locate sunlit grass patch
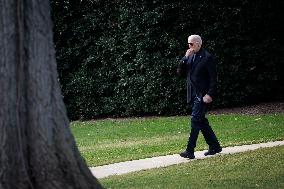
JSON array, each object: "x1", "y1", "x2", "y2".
[{"x1": 71, "y1": 113, "x2": 284, "y2": 166}]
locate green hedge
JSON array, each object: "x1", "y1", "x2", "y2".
[{"x1": 51, "y1": 0, "x2": 283, "y2": 120}]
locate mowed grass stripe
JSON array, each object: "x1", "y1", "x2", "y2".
[
  {"x1": 101, "y1": 145, "x2": 284, "y2": 189},
  {"x1": 71, "y1": 114, "x2": 284, "y2": 166}
]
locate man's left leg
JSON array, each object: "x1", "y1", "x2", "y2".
[
  {"x1": 197, "y1": 101, "x2": 222, "y2": 156},
  {"x1": 200, "y1": 117, "x2": 222, "y2": 155}
]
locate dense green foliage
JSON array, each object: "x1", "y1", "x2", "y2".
[{"x1": 51, "y1": 0, "x2": 283, "y2": 120}]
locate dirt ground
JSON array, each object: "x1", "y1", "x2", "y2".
[{"x1": 209, "y1": 102, "x2": 284, "y2": 115}]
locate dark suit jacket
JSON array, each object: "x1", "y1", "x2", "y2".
[{"x1": 177, "y1": 48, "x2": 217, "y2": 104}]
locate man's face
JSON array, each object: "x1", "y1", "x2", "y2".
[{"x1": 188, "y1": 37, "x2": 200, "y2": 53}]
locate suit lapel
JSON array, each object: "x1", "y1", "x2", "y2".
[{"x1": 191, "y1": 49, "x2": 205, "y2": 72}]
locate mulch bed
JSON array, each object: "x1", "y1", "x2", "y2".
[{"x1": 209, "y1": 102, "x2": 284, "y2": 115}]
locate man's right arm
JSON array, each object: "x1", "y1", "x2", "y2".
[
  {"x1": 177, "y1": 49, "x2": 194, "y2": 76},
  {"x1": 177, "y1": 56, "x2": 188, "y2": 76}
]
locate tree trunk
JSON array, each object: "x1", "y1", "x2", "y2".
[{"x1": 0, "y1": 0, "x2": 103, "y2": 188}]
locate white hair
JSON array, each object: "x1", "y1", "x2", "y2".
[{"x1": 188, "y1": 34, "x2": 202, "y2": 45}]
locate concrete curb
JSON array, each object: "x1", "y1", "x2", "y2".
[{"x1": 90, "y1": 140, "x2": 284, "y2": 179}]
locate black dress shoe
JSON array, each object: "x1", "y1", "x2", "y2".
[
  {"x1": 180, "y1": 150, "x2": 195, "y2": 159},
  {"x1": 204, "y1": 147, "x2": 222, "y2": 156}
]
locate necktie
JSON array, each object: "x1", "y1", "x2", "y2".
[
  {"x1": 191, "y1": 54, "x2": 197, "y2": 71},
  {"x1": 192, "y1": 54, "x2": 196, "y2": 63}
]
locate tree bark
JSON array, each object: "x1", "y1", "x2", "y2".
[{"x1": 0, "y1": 0, "x2": 103, "y2": 188}]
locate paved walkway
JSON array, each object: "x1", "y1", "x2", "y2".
[{"x1": 90, "y1": 140, "x2": 284, "y2": 179}]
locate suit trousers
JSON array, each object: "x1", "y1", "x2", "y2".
[{"x1": 186, "y1": 95, "x2": 221, "y2": 152}]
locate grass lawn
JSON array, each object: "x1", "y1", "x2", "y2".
[
  {"x1": 100, "y1": 145, "x2": 284, "y2": 189},
  {"x1": 71, "y1": 113, "x2": 284, "y2": 166}
]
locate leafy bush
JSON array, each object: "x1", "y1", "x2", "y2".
[{"x1": 51, "y1": 0, "x2": 283, "y2": 120}]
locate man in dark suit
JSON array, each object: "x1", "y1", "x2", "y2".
[{"x1": 177, "y1": 34, "x2": 222, "y2": 159}]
